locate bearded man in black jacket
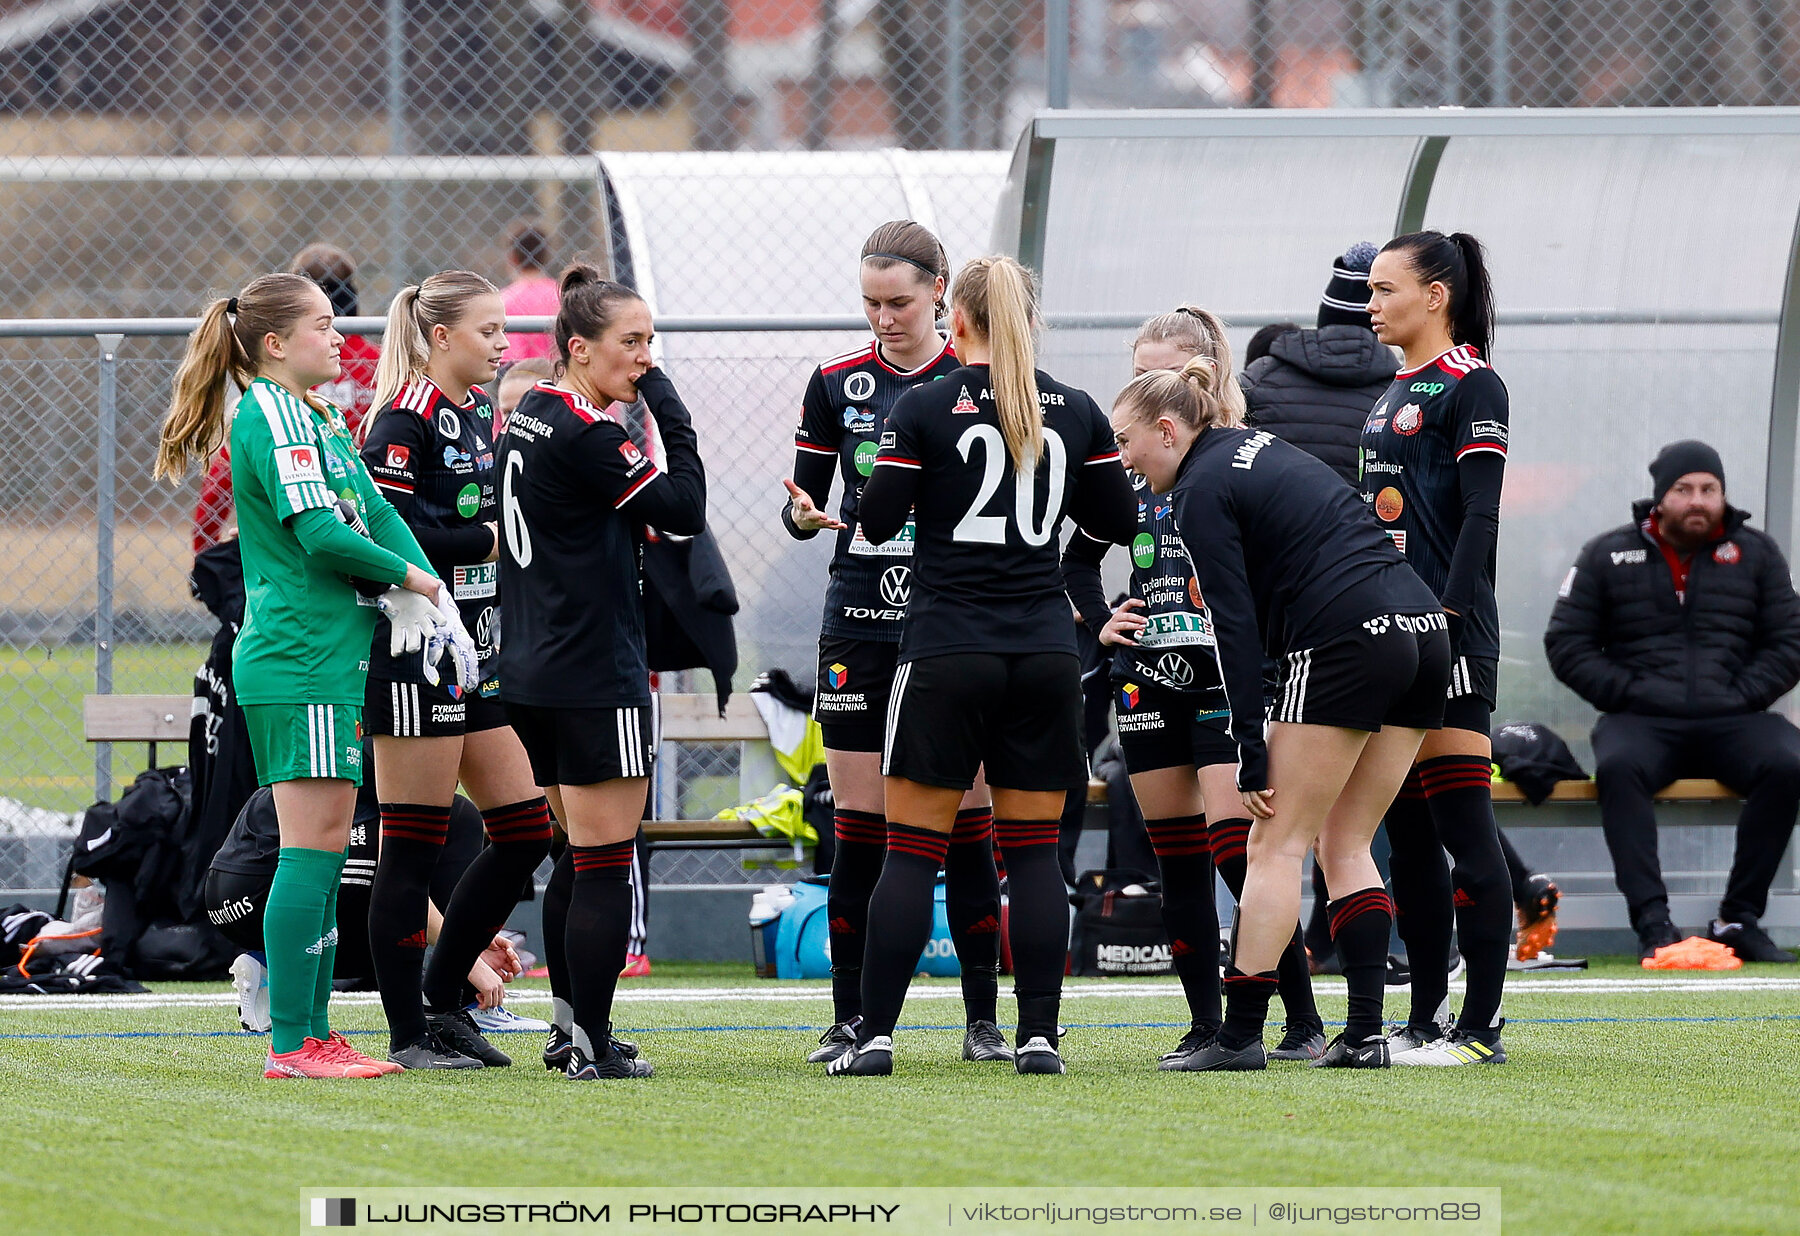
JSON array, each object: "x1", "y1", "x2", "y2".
[{"x1": 1546, "y1": 440, "x2": 1800, "y2": 962}]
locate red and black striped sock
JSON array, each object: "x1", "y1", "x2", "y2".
[
  {"x1": 423, "y1": 798, "x2": 555, "y2": 1013},
  {"x1": 858, "y1": 822, "x2": 951, "y2": 1040},
  {"x1": 566, "y1": 839, "x2": 636, "y2": 1051},
  {"x1": 1329, "y1": 886, "x2": 1395, "y2": 1042},
  {"x1": 1144, "y1": 814, "x2": 1220, "y2": 1031},
  {"x1": 369, "y1": 801, "x2": 451, "y2": 1051},
  {"x1": 1219, "y1": 966, "x2": 1279, "y2": 1049},
  {"x1": 946, "y1": 807, "x2": 1001, "y2": 1025},
  {"x1": 1386, "y1": 769, "x2": 1454, "y2": 1028},
  {"x1": 825, "y1": 809, "x2": 886, "y2": 1024},
  {"x1": 1419, "y1": 754, "x2": 1512, "y2": 1034},
  {"x1": 996, "y1": 818, "x2": 1066, "y2": 1045}
]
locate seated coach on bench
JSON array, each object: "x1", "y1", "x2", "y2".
[{"x1": 1545, "y1": 440, "x2": 1800, "y2": 963}]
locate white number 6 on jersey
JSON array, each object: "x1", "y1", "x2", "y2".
[{"x1": 502, "y1": 450, "x2": 532, "y2": 567}]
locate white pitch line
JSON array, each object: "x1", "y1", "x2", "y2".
[{"x1": 5, "y1": 976, "x2": 1800, "y2": 1014}]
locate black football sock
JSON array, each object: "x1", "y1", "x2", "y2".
[
  {"x1": 423, "y1": 798, "x2": 554, "y2": 1013},
  {"x1": 1420, "y1": 755, "x2": 1513, "y2": 1035},
  {"x1": 540, "y1": 842, "x2": 574, "y2": 1032},
  {"x1": 1144, "y1": 814, "x2": 1220, "y2": 1031},
  {"x1": 1209, "y1": 816, "x2": 1315, "y2": 1025},
  {"x1": 1303, "y1": 860, "x2": 1334, "y2": 962},
  {"x1": 825, "y1": 809, "x2": 886, "y2": 1025},
  {"x1": 858, "y1": 823, "x2": 950, "y2": 1041},
  {"x1": 1498, "y1": 828, "x2": 1534, "y2": 907},
  {"x1": 566, "y1": 839, "x2": 636, "y2": 1054},
  {"x1": 995, "y1": 819, "x2": 1067, "y2": 1046},
  {"x1": 368, "y1": 802, "x2": 450, "y2": 1052},
  {"x1": 1219, "y1": 967, "x2": 1279, "y2": 1050},
  {"x1": 1329, "y1": 886, "x2": 1395, "y2": 1043},
  {"x1": 1384, "y1": 774, "x2": 1454, "y2": 1028},
  {"x1": 946, "y1": 807, "x2": 1001, "y2": 1025}
]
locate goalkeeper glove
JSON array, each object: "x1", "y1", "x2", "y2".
[
  {"x1": 377, "y1": 587, "x2": 447, "y2": 657},
  {"x1": 423, "y1": 588, "x2": 481, "y2": 693}
]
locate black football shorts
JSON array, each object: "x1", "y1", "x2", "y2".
[{"x1": 882, "y1": 651, "x2": 1087, "y2": 792}]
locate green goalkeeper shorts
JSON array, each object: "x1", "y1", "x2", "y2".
[{"x1": 243, "y1": 703, "x2": 365, "y2": 786}]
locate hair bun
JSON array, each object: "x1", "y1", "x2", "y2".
[
  {"x1": 1180, "y1": 354, "x2": 1219, "y2": 392},
  {"x1": 558, "y1": 262, "x2": 605, "y2": 295}
]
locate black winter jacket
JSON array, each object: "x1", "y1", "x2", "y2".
[
  {"x1": 1239, "y1": 325, "x2": 1399, "y2": 487},
  {"x1": 1544, "y1": 501, "x2": 1800, "y2": 718}
]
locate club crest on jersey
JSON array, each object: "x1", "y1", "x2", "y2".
[
  {"x1": 1119, "y1": 683, "x2": 1140, "y2": 710},
  {"x1": 951, "y1": 386, "x2": 979, "y2": 414},
  {"x1": 437, "y1": 408, "x2": 462, "y2": 439},
  {"x1": 1392, "y1": 403, "x2": 1424, "y2": 435},
  {"x1": 385, "y1": 445, "x2": 410, "y2": 470},
  {"x1": 1715, "y1": 541, "x2": 1741, "y2": 564},
  {"x1": 842, "y1": 407, "x2": 876, "y2": 435},
  {"x1": 843, "y1": 371, "x2": 877, "y2": 402},
  {"x1": 825, "y1": 663, "x2": 849, "y2": 690}
]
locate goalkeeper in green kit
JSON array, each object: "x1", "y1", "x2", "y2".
[{"x1": 156, "y1": 273, "x2": 478, "y2": 1078}]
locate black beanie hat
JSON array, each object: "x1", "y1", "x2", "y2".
[
  {"x1": 1318, "y1": 240, "x2": 1379, "y2": 329},
  {"x1": 1650, "y1": 440, "x2": 1725, "y2": 506}
]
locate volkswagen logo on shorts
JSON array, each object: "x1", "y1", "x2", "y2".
[
  {"x1": 879, "y1": 565, "x2": 911, "y2": 608},
  {"x1": 475, "y1": 606, "x2": 496, "y2": 646},
  {"x1": 1156, "y1": 653, "x2": 1194, "y2": 688},
  {"x1": 844, "y1": 371, "x2": 877, "y2": 402}
]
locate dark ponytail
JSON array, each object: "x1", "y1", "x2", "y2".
[
  {"x1": 554, "y1": 261, "x2": 642, "y2": 366},
  {"x1": 1382, "y1": 230, "x2": 1495, "y2": 356}
]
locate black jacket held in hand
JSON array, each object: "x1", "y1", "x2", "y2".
[
  {"x1": 1544, "y1": 500, "x2": 1800, "y2": 718},
  {"x1": 1239, "y1": 325, "x2": 1398, "y2": 487}
]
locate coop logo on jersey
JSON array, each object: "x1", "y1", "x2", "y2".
[
  {"x1": 1131, "y1": 532, "x2": 1157, "y2": 569},
  {"x1": 437, "y1": 408, "x2": 462, "y2": 439},
  {"x1": 844, "y1": 371, "x2": 877, "y2": 402},
  {"x1": 1119, "y1": 682, "x2": 1140, "y2": 710},
  {"x1": 1409, "y1": 380, "x2": 1446, "y2": 396},
  {"x1": 384, "y1": 444, "x2": 410, "y2": 470},
  {"x1": 1375, "y1": 487, "x2": 1405, "y2": 522},
  {"x1": 1392, "y1": 403, "x2": 1424, "y2": 435},
  {"x1": 842, "y1": 407, "x2": 876, "y2": 435},
  {"x1": 854, "y1": 440, "x2": 879, "y2": 476},
  {"x1": 1714, "y1": 541, "x2": 1741, "y2": 564},
  {"x1": 1156, "y1": 653, "x2": 1195, "y2": 688},
  {"x1": 825, "y1": 663, "x2": 850, "y2": 690},
  {"x1": 274, "y1": 445, "x2": 324, "y2": 485},
  {"x1": 951, "y1": 386, "x2": 979, "y2": 414},
  {"x1": 879, "y1": 565, "x2": 911, "y2": 607}
]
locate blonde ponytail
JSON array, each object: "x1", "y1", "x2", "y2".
[
  {"x1": 157, "y1": 272, "x2": 319, "y2": 481},
  {"x1": 953, "y1": 255, "x2": 1042, "y2": 471},
  {"x1": 368, "y1": 284, "x2": 427, "y2": 431},
  {"x1": 156, "y1": 299, "x2": 243, "y2": 481}
]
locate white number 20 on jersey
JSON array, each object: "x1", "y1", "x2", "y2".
[{"x1": 951, "y1": 424, "x2": 1067, "y2": 547}]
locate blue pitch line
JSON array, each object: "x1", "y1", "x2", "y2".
[{"x1": 7, "y1": 1014, "x2": 1800, "y2": 1043}]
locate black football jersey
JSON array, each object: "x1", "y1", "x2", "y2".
[
  {"x1": 495, "y1": 383, "x2": 664, "y2": 709},
  {"x1": 361, "y1": 377, "x2": 500, "y2": 690},
  {"x1": 1359, "y1": 344, "x2": 1508, "y2": 660},
  {"x1": 793, "y1": 338, "x2": 960, "y2": 640},
  {"x1": 1069, "y1": 473, "x2": 1227, "y2": 706},
  {"x1": 868, "y1": 364, "x2": 1126, "y2": 662}
]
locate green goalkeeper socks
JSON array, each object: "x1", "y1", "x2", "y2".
[
  {"x1": 311, "y1": 864, "x2": 343, "y2": 1041},
  {"x1": 263, "y1": 846, "x2": 346, "y2": 1054}
]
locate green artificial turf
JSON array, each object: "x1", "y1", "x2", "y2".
[{"x1": 2, "y1": 959, "x2": 1796, "y2": 1234}]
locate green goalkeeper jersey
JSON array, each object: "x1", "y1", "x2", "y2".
[{"x1": 230, "y1": 377, "x2": 422, "y2": 706}]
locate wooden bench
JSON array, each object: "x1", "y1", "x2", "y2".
[
  {"x1": 82, "y1": 691, "x2": 797, "y2": 853},
  {"x1": 1489, "y1": 777, "x2": 1734, "y2": 805}
]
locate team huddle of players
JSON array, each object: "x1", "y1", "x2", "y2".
[{"x1": 157, "y1": 215, "x2": 1507, "y2": 1080}]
